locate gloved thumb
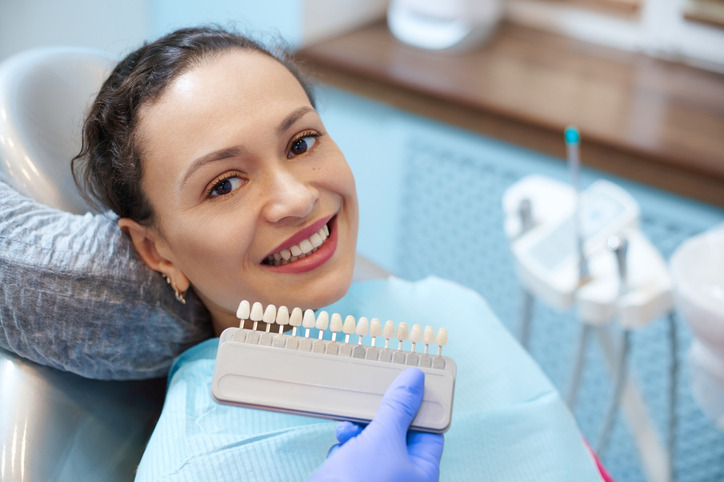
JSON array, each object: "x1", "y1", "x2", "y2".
[{"x1": 368, "y1": 367, "x2": 425, "y2": 437}]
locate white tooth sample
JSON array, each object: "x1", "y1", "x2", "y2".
[
  {"x1": 289, "y1": 307, "x2": 303, "y2": 336},
  {"x1": 273, "y1": 252, "x2": 281, "y2": 262},
  {"x1": 435, "y1": 327, "x2": 448, "y2": 355},
  {"x1": 383, "y1": 320, "x2": 395, "y2": 348},
  {"x1": 236, "y1": 300, "x2": 250, "y2": 320},
  {"x1": 396, "y1": 322, "x2": 409, "y2": 350},
  {"x1": 310, "y1": 233, "x2": 323, "y2": 248},
  {"x1": 303, "y1": 309, "x2": 316, "y2": 338},
  {"x1": 318, "y1": 227, "x2": 327, "y2": 240},
  {"x1": 281, "y1": 249, "x2": 291, "y2": 260},
  {"x1": 356, "y1": 316, "x2": 369, "y2": 344},
  {"x1": 290, "y1": 245, "x2": 302, "y2": 256},
  {"x1": 369, "y1": 318, "x2": 382, "y2": 346},
  {"x1": 330, "y1": 313, "x2": 343, "y2": 341},
  {"x1": 323, "y1": 224, "x2": 329, "y2": 236},
  {"x1": 250, "y1": 302, "x2": 264, "y2": 321},
  {"x1": 263, "y1": 304, "x2": 276, "y2": 332},
  {"x1": 343, "y1": 315, "x2": 356, "y2": 343},
  {"x1": 276, "y1": 305, "x2": 289, "y2": 333},
  {"x1": 263, "y1": 304, "x2": 277, "y2": 324},
  {"x1": 409, "y1": 323, "x2": 422, "y2": 351},
  {"x1": 316, "y1": 311, "x2": 329, "y2": 339},
  {"x1": 423, "y1": 325, "x2": 435, "y2": 353}
]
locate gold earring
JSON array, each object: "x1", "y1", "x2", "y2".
[{"x1": 162, "y1": 274, "x2": 186, "y2": 304}]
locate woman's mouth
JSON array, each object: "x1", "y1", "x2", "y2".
[{"x1": 262, "y1": 220, "x2": 332, "y2": 266}]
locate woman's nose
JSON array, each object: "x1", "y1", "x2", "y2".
[{"x1": 262, "y1": 169, "x2": 319, "y2": 224}]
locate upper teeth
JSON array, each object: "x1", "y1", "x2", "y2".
[{"x1": 266, "y1": 224, "x2": 330, "y2": 266}]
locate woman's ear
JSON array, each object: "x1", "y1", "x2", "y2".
[{"x1": 117, "y1": 217, "x2": 190, "y2": 292}]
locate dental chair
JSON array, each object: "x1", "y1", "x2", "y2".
[{"x1": 0, "y1": 46, "x2": 389, "y2": 481}]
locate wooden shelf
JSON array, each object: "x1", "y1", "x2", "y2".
[{"x1": 297, "y1": 21, "x2": 724, "y2": 207}]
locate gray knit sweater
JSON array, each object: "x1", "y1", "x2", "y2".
[{"x1": 0, "y1": 175, "x2": 212, "y2": 380}]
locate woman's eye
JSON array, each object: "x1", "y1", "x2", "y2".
[
  {"x1": 208, "y1": 175, "x2": 244, "y2": 198},
  {"x1": 288, "y1": 134, "x2": 318, "y2": 158}
]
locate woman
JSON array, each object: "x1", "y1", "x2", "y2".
[{"x1": 70, "y1": 27, "x2": 605, "y2": 481}]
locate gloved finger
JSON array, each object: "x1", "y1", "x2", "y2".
[
  {"x1": 407, "y1": 431, "x2": 445, "y2": 476},
  {"x1": 335, "y1": 421, "x2": 365, "y2": 445},
  {"x1": 368, "y1": 367, "x2": 425, "y2": 437}
]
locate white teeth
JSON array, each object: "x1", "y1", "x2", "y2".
[
  {"x1": 300, "y1": 239, "x2": 313, "y2": 254},
  {"x1": 265, "y1": 222, "x2": 331, "y2": 266}
]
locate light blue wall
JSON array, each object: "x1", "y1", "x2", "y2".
[
  {"x1": 0, "y1": 0, "x2": 306, "y2": 62},
  {"x1": 149, "y1": 0, "x2": 304, "y2": 46}
]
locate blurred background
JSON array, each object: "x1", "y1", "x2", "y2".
[{"x1": 1, "y1": 1, "x2": 723, "y2": 481}]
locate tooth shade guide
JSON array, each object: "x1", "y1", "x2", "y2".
[{"x1": 234, "y1": 301, "x2": 450, "y2": 359}]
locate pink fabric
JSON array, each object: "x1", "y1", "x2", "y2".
[{"x1": 584, "y1": 439, "x2": 614, "y2": 481}]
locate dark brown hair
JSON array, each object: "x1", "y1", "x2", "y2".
[{"x1": 72, "y1": 26, "x2": 315, "y2": 225}]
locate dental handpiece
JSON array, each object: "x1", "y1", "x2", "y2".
[
  {"x1": 608, "y1": 234, "x2": 629, "y2": 294},
  {"x1": 565, "y1": 126, "x2": 590, "y2": 282},
  {"x1": 597, "y1": 234, "x2": 631, "y2": 455}
]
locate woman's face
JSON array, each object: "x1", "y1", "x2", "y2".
[{"x1": 133, "y1": 50, "x2": 358, "y2": 333}]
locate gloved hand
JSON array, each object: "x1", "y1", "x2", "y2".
[{"x1": 309, "y1": 367, "x2": 444, "y2": 482}]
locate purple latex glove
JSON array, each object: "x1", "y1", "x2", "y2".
[{"x1": 309, "y1": 367, "x2": 444, "y2": 482}]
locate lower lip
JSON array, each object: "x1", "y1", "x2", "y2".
[{"x1": 264, "y1": 218, "x2": 339, "y2": 274}]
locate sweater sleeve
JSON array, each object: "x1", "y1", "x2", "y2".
[{"x1": 0, "y1": 175, "x2": 213, "y2": 380}]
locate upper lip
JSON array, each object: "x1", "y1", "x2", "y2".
[{"x1": 263, "y1": 213, "x2": 335, "y2": 260}]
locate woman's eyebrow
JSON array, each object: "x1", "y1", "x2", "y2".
[
  {"x1": 181, "y1": 146, "x2": 245, "y2": 189},
  {"x1": 277, "y1": 106, "x2": 315, "y2": 137}
]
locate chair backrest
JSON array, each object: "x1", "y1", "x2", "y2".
[{"x1": 0, "y1": 47, "x2": 114, "y2": 213}]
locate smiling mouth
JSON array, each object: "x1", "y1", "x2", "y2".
[{"x1": 262, "y1": 221, "x2": 332, "y2": 266}]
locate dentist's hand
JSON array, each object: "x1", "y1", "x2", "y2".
[{"x1": 309, "y1": 367, "x2": 444, "y2": 482}]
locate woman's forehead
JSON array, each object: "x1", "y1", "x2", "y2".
[{"x1": 157, "y1": 50, "x2": 308, "y2": 111}]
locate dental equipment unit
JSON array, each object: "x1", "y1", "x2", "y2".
[
  {"x1": 502, "y1": 128, "x2": 677, "y2": 480},
  {"x1": 212, "y1": 301, "x2": 456, "y2": 433}
]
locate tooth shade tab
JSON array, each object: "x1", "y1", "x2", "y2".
[
  {"x1": 383, "y1": 320, "x2": 395, "y2": 348},
  {"x1": 369, "y1": 318, "x2": 382, "y2": 346},
  {"x1": 436, "y1": 328, "x2": 448, "y2": 356},
  {"x1": 409, "y1": 324, "x2": 422, "y2": 351},
  {"x1": 330, "y1": 313, "x2": 343, "y2": 332},
  {"x1": 289, "y1": 307, "x2": 303, "y2": 327},
  {"x1": 423, "y1": 325, "x2": 435, "y2": 353},
  {"x1": 276, "y1": 306, "x2": 290, "y2": 326},
  {"x1": 343, "y1": 315, "x2": 356, "y2": 334},
  {"x1": 263, "y1": 305, "x2": 277, "y2": 324},
  {"x1": 302, "y1": 309, "x2": 316, "y2": 329},
  {"x1": 236, "y1": 300, "x2": 250, "y2": 320},
  {"x1": 316, "y1": 311, "x2": 330, "y2": 331},
  {"x1": 396, "y1": 322, "x2": 409, "y2": 349},
  {"x1": 356, "y1": 317, "x2": 369, "y2": 343},
  {"x1": 343, "y1": 315, "x2": 356, "y2": 343},
  {"x1": 250, "y1": 302, "x2": 263, "y2": 321}
]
